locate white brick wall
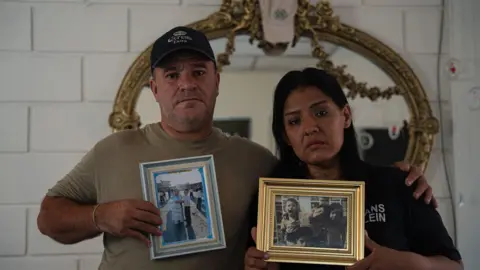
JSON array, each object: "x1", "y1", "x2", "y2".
[{"x1": 0, "y1": 0, "x2": 460, "y2": 269}]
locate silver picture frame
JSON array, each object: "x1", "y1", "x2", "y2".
[{"x1": 139, "y1": 155, "x2": 226, "y2": 260}]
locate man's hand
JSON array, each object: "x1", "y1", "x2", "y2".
[
  {"x1": 347, "y1": 231, "x2": 429, "y2": 270},
  {"x1": 95, "y1": 199, "x2": 163, "y2": 247},
  {"x1": 393, "y1": 161, "x2": 438, "y2": 208},
  {"x1": 245, "y1": 227, "x2": 279, "y2": 270}
]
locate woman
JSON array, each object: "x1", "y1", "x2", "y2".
[{"x1": 245, "y1": 68, "x2": 462, "y2": 270}]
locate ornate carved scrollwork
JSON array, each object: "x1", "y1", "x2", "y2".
[{"x1": 109, "y1": 0, "x2": 438, "y2": 170}]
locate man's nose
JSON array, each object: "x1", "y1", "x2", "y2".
[{"x1": 178, "y1": 72, "x2": 196, "y2": 91}]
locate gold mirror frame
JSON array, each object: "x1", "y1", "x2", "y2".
[{"x1": 109, "y1": 0, "x2": 439, "y2": 170}]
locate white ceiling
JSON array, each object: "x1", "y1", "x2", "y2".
[{"x1": 208, "y1": 36, "x2": 340, "y2": 71}]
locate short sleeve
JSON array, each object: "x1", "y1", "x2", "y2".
[
  {"x1": 46, "y1": 147, "x2": 97, "y2": 204},
  {"x1": 403, "y1": 182, "x2": 461, "y2": 261}
]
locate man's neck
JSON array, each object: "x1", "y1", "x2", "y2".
[{"x1": 160, "y1": 121, "x2": 213, "y2": 141}]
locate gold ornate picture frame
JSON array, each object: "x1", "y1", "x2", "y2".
[
  {"x1": 110, "y1": 0, "x2": 439, "y2": 171},
  {"x1": 256, "y1": 177, "x2": 365, "y2": 266}
]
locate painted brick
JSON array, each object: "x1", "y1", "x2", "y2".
[
  {"x1": 0, "y1": 153, "x2": 84, "y2": 204},
  {"x1": 83, "y1": 53, "x2": 138, "y2": 102},
  {"x1": 28, "y1": 207, "x2": 104, "y2": 255},
  {"x1": 34, "y1": 4, "x2": 128, "y2": 52},
  {"x1": 0, "y1": 257, "x2": 77, "y2": 270},
  {"x1": 91, "y1": 0, "x2": 178, "y2": 3},
  {"x1": 0, "y1": 105, "x2": 28, "y2": 152},
  {"x1": 183, "y1": 0, "x2": 222, "y2": 5},
  {"x1": 405, "y1": 8, "x2": 449, "y2": 54},
  {"x1": 0, "y1": 206, "x2": 27, "y2": 256},
  {"x1": 364, "y1": 0, "x2": 442, "y2": 6},
  {"x1": 436, "y1": 198, "x2": 455, "y2": 241},
  {"x1": 186, "y1": 0, "x2": 362, "y2": 7},
  {"x1": 30, "y1": 103, "x2": 112, "y2": 152},
  {"x1": 0, "y1": 53, "x2": 81, "y2": 102},
  {"x1": 431, "y1": 101, "x2": 453, "y2": 150},
  {"x1": 79, "y1": 256, "x2": 102, "y2": 270},
  {"x1": 407, "y1": 53, "x2": 450, "y2": 101},
  {"x1": 0, "y1": 3, "x2": 31, "y2": 51},
  {"x1": 311, "y1": 0, "x2": 362, "y2": 6},
  {"x1": 425, "y1": 149, "x2": 454, "y2": 199},
  {"x1": 129, "y1": 6, "x2": 218, "y2": 52}
]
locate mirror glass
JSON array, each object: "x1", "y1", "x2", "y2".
[{"x1": 136, "y1": 37, "x2": 410, "y2": 166}]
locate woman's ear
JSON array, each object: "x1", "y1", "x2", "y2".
[{"x1": 343, "y1": 105, "x2": 352, "y2": 128}]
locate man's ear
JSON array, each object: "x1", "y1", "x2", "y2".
[
  {"x1": 343, "y1": 105, "x2": 352, "y2": 129},
  {"x1": 150, "y1": 71, "x2": 158, "y2": 94},
  {"x1": 215, "y1": 71, "x2": 220, "y2": 97},
  {"x1": 149, "y1": 79, "x2": 157, "y2": 94}
]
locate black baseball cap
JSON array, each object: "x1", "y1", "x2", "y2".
[{"x1": 150, "y1": 26, "x2": 216, "y2": 72}]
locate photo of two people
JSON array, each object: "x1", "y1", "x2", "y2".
[
  {"x1": 274, "y1": 195, "x2": 348, "y2": 249},
  {"x1": 154, "y1": 168, "x2": 211, "y2": 245}
]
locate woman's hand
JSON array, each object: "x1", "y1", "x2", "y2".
[
  {"x1": 347, "y1": 232, "x2": 430, "y2": 270},
  {"x1": 245, "y1": 227, "x2": 280, "y2": 270}
]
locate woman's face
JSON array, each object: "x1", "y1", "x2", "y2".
[{"x1": 283, "y1": 86, "x2": 351, "y2": 166}]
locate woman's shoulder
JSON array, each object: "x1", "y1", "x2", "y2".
[{"x1": 360, "y1": 161, "x2": 408, "y2": 184}]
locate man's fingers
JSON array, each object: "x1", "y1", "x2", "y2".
[
  {"x1": 133, "y1": 200, "x2": 161, "y2": 215},
  {"x1": 413, "y1": 177, "x2": 429, "y2": 199},
  {"x1": 393, "y1": 161, "x2": 410, "y2": 172},
  {"x1": 423, "y1": 186, "x2": 434, "y2": 204},
  {"x1": 405, "y1": 165, "x2": 422, "y2": 186},
  {"x1": 431, "y1": 195, "x2": 439, "y2": 208},
  {"x1": 126, "y1": 229, "x2": 151, "y2": 247},
  {"x1": 130, "y1": 220, "x2": 162, "y2": 236},
  {"x1": 133, "y1": 210, "x2": 163, "y2": 226}
]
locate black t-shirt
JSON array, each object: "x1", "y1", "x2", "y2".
[{"x1": 247, "y1": 161, "x2": 461, "y2": 270}]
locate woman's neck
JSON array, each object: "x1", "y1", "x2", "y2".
[{"x1": 307, "y1": 160, "x2": 342, "y2": 180}]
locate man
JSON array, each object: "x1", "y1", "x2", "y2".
[
  {"x1": 170, "y1": 189, "x2": 185, "y2": 242},
  {"x1": 36, "y1": 26, "x2": 436, "y2": 270},
  {"x1": 183, "y1": 189, "x2": 192, "y2": 228}
]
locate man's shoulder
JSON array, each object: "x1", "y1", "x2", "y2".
[
  {"x1": 224, "y1": 134, "x2": 276, "y2": 160},
  {"x1": 94, "y1": 128, "x2": 150, "y2": 151}
]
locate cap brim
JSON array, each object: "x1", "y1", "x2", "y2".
[{"x1": 151, "y1": 46, "x2": 216, "y2": 70}]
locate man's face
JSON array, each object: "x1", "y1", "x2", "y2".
[{"x1": 150, "y1": 51, "x2": 220, "y2": 133}]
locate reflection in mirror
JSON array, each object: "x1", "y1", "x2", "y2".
[{"x1": 136, "y1": 37, "x2": 410, "y2": 166}]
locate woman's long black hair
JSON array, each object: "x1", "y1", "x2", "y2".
[{"x1": 270, "y1": 67, "x2": 362, "y2": 180}]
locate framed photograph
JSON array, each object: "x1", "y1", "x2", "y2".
[
  {"x1": 213, "y1": 118, "x2": 251, "y2": 139},
  {"x1": 256, "y1": 178, "x2": 365, "y2": 266},
  {"x1": 139, "y1": 155, "x2": 226, "y2": 260}
]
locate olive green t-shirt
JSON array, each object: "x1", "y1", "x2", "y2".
[{"x1": 46, "y1": 123, "x2": 278, "y2": 270}]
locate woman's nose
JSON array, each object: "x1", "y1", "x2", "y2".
[{"x1": 302, "y1": 115, "x2": 320, "y2": 135}]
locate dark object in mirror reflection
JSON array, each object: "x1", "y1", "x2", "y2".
[{"x1": 358, "y1": 121, "x2": 409, "y2": 167}]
